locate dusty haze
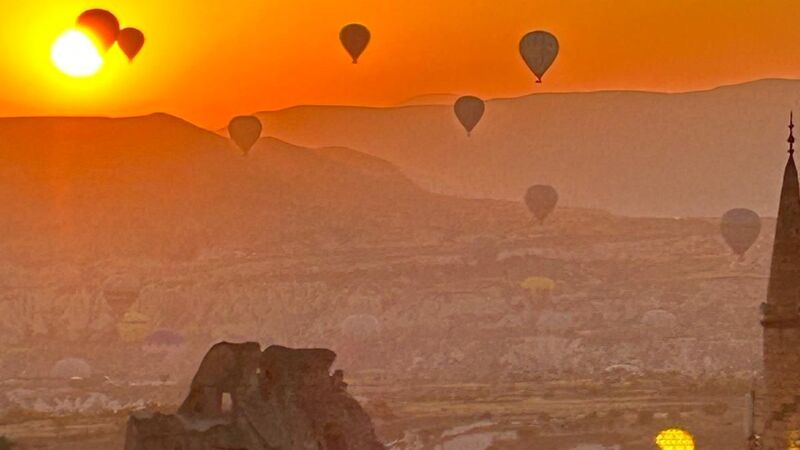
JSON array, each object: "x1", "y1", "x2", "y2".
[{"x1": 258, "y1": 79, "x2": 798, "y2": 217}]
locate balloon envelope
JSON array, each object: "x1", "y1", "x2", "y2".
[
  {"x1": 228, "y1": 116, "x2": 263, "y2": 155},
  {"x1": 524, "y1": 185, "x2": 559, "y2": 222},
  {"x1": 641, "y1": 309, "x2": 678, "y2": 332},
  {"x1": 103, "y1": 274, "x2": 141, "y2": 320},
  {"x1": 118, "y1": 28, "x2": 145, "y2": 61},
  {"x1": 519, "y1": 31, "x2": 559, "y2": 83},
  {"x1": 144, "y1": 329, "x2": 186, "y2": 347},
  {"x1": 77, "y1": 9, "x2": 120, "y2": 51},
  {"x1": 50, "y1": 358, "x2": 92, "y2": 380},
  {"x1": 520, "y1": 276, "x2": 556, "y2": 293},
  {"x1": 340, "y1": 24, "x2": 370, "y2": 63},
  {"x1": 341, "y1": 314, "x2": 380, "y2": 339},
  {"x1": 721, "y1": 208, "x2": 761, "y2": 256},
  {"x1": 454, "y1": 96, "x2": 485, "y2": 136}
]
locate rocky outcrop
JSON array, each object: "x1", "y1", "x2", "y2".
[{"x1": 125, "y1": 343, "x2": 384, "y2": 450}]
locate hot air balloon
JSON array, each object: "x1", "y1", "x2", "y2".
[
  {"x1": 454, "y1": 96, "x2": 485, "y2": 136},
  {"x1": 118, "y1": 28, "x2": 145, "y2": 61},
  {"x1": 524, "y1": 185, "x2": 559, "y2": 223},
  {"x1": 116, "y1": 310, "x2": 152, "y2": 343},
  {"x1": 103, "y1": 274, "x2": 141, "y2": 320},
  {"x1": 340, "y1": 24, "x2": 370, "y2": 64},
  {"x1": 655, "y1": 428, "x2": 695, "y2": 450},
  {"x1": 640, "y1": 309, "x2": 678, "y2": 335},
  {"x1": 50, "y1": 357, "x2": 92, "y2": 380},
  {"x1": 721, "y1": 208, "x2": 761, "y2": 257},
  {"x1": 519, "y1": 31, "x2": 559, "y2": 83},
  {"x1": 520, "y1": 276, "x2": 556, "y2": 298},
  {"x1": 535, "y1": 310, "x2": 574, "y2": 335},
  {"x1": 341, "y1": 314, "x2": 381, "y2": 339},
  {"x1": 77, "y1": 9, "x2": 120, "y2": 51},
  {"x1": 143, "y1": 329, "x2": 186, "y2": 354},
  {"x1": 228, "y1": 116, "x2": 262, "y2": 155}
]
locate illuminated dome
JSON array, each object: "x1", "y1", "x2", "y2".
[
  {"x1": 50, "y1": 357, "x2": 92, "y2": 380},
  {"x1": 655, "y1": 428, "x2": 695, "y2": 450}
]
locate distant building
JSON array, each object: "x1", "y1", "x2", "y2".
[{"x1": 758, "y1": 114, "x2": 800, "y2": 449}]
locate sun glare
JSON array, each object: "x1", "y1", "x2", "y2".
[{"x1": 51, "y1": 30, "x2": 103, "y2": 77}]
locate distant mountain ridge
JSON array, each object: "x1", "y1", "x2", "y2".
[
  {"x1": 398, "y1": 93, "x2": 461, "y2": 106},
  {"x1": 0, "y1": 113, "x2": 488, "y2": 261},
  {"x1": 255, "y1": 78, "x2": 800, "y2": 217}
]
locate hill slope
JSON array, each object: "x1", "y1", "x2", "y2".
[
  {"x1": 0, "y1": 114, "x2": 771, "y2": 391},
  {"x1": 257, "y1": 79, "x2": 799, "y2": 217},
  {"x1": 0, "y1": 114, "x2": 504, "y2": 261}
]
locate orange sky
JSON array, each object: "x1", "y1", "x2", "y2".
[{"x1": 1, "y1": 0, "x2": 798, "y2": 128}]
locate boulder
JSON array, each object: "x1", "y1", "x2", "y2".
[{"x1": 125, "y1": 343, "x2": 384, "y2": 450}]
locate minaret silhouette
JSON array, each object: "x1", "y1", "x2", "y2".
[{"x1": 759, "y1": 112, "x2": 800, "y2": 449}]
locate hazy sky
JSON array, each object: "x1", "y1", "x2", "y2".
[{"x1": 1, "y1": 0, "x2": 798, "y2": 128}]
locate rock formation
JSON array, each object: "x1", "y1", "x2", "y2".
[{"x1": 125, "y1": 343, "x2": 385, "y2": 450}]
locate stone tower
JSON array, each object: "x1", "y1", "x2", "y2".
[{"x1": 760, "y1": 113, "x2": 800, "y2": 450}]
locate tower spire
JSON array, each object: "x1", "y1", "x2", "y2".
[
  {"x1": 789, "y1": 111, "x2": 795, "y2": 155},
  {"x1": 760, "y1": 113, "x2": 800, "y2": 448},
  {"x1": 765, "y1": 112, "x2": 800, "y2": 315}
]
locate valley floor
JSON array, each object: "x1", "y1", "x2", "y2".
[{"x1": 0, "y1": 377, "x2": 746, "y2": 450}]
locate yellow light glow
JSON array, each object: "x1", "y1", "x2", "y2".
[
  {"x1": 51, "y1": 30, "x2": 103, "y2": 77},
  {"x1": 656, "y1": 428, "x2": 695, "y2": 450}
]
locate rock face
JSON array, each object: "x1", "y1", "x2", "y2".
[{"x1": 125, "y1": 343, "x2": 385, "y2": 450}]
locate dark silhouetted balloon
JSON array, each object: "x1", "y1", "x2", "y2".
[
  {"x1": 77, "y1": 9, "x2": 120, "y2": 51},
  {"x1": 228, "y1": 116, "x2": 262, "y2": 155},
  {"x1": 721, "y1": 208, "x2": 761, "y2": 257},
  {"x1": 118, "y1": 28, "x2": 145, "y2": 61},
  {"x1": 519, "y1": 31, "x2": 559, "y2": 83},
  {"x1": 340, "y1": 24, "x2": 370, "y2": 64},
  {"x1": 524, "y1": 185, "x2": 559, "y2": 222},
  {"x1": 454, "y1": 96, "x2": 485, "y2": 136}
]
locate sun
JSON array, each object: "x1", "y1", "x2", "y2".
[{"x1": 51, "y1": 30, "x2": 103, "y2": 77}]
